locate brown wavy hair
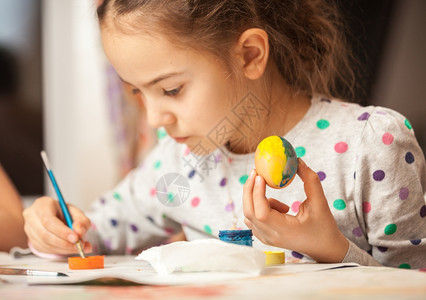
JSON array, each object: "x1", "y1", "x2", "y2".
[{"x1": 97, "y1": 0, "x2": 358, "y2": 101}]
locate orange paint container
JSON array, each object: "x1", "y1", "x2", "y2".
[{"x1": 68, "y1": 255, "x2": 105, "y2": 270}]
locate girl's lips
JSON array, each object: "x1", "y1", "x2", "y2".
[{"x1": 173, "y1": 137, "x2": 189, "y2": 143}]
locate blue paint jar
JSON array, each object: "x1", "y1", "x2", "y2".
[{"x1": 218, "y1": 229, "x2": 253, "y2": 247}]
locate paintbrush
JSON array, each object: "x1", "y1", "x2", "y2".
[
  {"x1": 0, "y1": 267, "x2": 68, "y2": 277},
  {"x1": 40, "y1": 151, "x2": 86, "y2": 259}
]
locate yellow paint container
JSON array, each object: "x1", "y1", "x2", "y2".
[{"x1": 264, "y1": 251, "x2": 285, "y2": 266}]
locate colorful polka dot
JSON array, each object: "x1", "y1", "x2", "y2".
[
  {"x1": 167, "y1": 192, "x2": 174, "y2": 203},
  {"x1": 382, "y1": 132, "x2": 394, "y2": 145},
  {"x1": 146, "y1": 216, "x2": 155, "y2": 223},
  {"x1": 220, "y1": 177, "x2": 227, "y2": 187},
  {"x1": 333, "y1": 199, "x2": 346, "y2": 210},
  {"x1": 225, "y1": 202, "x2": 235, "y2": 212},
  {"x1": 188, "y1": 169, "x2": 196, "y2": 178},
  {"x1": 317, "y1": 171, "x2": 326, "y2": 181},
  {"x1": 404, "y1": 119, "x2": 412, "y2": 129},
  {"x1": 149, "y1": 187, "x2": 156, "y2": 197},
  {"x1": 113, "y1": 192, "x2": 122, "y2": 201},
  {"x1": 239, "y1": 174, "x2": 249, "y2": 184},
  {"x1": 154, "y1": 160, "x2": 162, "y2": 169},
  {"x1": 420, "y1": 205, "x2": 426, "y2": 218},
  {"x1": 357, "y1": 112, "x2": 370, "y2": 121},
  {"x1": 110, "y1": 219, "x2": 118, "y2": 227},
  {"x1": 204, "y1": 225, "x2": 212, "y2": 235},
  {"x1": 373, "y1": 170, "x2": 385, "y2": 181},
  {"x1": 363, "y1": 202, "x2": 371, "y2": 213},
  {"x1": 334, "y1": 142, "x2": 348, "y2": 153},
  {"x1": 384, "y1": 224, "x2": 397, "y2": 235},
  {"x1": 377, "y1": 246, "x2": 388, "y2": 252},
  {"x1": 295, "y1": 146, "x2": 306, "y2": 157},
  {"x1": 104, "y1": 240, "x2": 112, "y2": 250},
  {"x1": 157, "y1": 128, "x2": 167, "y2": 139},
  {"x1": 100, "y1": 197, "x2": 106, "y2": 205},
  {"x1": 316, "y1": 119, "x2": 330, "y2": 130},
  {"x1": 398, "y1": 263, "x2": 411, "y2": 269},
  {"x1": 405, "y1": 152, "x2": 414, "y2": 164},
  {"x1": 184, "y1": 147, "x2": 191, "y2": 156},
  {"x1": 191, "y1": 197, "x2": 200, "y2": 207},
  {"x1": 130, "y1": 224, "x2": 138, "y2": 232},
  {"x1": 291, "y1": 201, "x2": 301, "y2": 213},
  {"x1": 162, "y1": 214, "x2": 167, "y2": 218},
  {"x1": 291, "y1": 251, "x2": 304, "y2": 259},
  {"x1": 399, "y1": 187, "x2": 409, "y2": 200},
  {"x1": 410, "y1": 239, "x2": 421, "y2": 245},
  {"x1": 352, "y1": 227, "x2": 363, "y2": 237}
]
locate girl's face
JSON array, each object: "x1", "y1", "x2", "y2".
[{"x1": 102, "y1": 28, "x2": 246, "y2": 154}]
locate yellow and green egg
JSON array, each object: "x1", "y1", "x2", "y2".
[{"x1": 254, "y1": 136, "x2": 298, "y2": 189}]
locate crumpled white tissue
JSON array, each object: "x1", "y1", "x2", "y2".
[{"x1": 136, "y1": 239, "x2": 265, "y2": 275}]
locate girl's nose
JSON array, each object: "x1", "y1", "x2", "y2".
[{"x1": 145, "y1": 103, "x2": 176, "y2": 129}]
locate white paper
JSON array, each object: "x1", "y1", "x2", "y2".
[
  {"x1": 136, "y1": 239, "x2": 266, "y2": 275},
  {"x1": 0, "y1": 251, "x2": 360, "y2": 286}
]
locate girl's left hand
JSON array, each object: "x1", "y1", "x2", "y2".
[{"x1": 243, "y1": 158, "x2": 349, "y2": 263}]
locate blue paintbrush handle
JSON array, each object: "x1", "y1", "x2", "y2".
[
  {"x1": 40, "y1": 151, "x2": 86, "y2": 258},
  {"x1": 46, "y1": 169, "x2": 73, "y2": 228}
]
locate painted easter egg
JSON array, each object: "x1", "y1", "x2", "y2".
[{"x1": 254, "y1": 136, "x2": 298, "y2": 189}]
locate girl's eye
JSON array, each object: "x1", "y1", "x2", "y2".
[{"x1": 163, "y1": 86, "x2": 182, "y2": 97}]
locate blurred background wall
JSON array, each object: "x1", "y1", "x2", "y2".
[
  {"x1": 0, "y1": 0, "x2": 120, "y2": 210},
  {"x1": 0, "y1": 0, "x2": 424, "y2": 209},
  {"x1": 339, "y1": 0, "x2": 426, "y2": 152},
  {"x1": 0, "y1": 0, "x2": 43, "y2": 196},
  {"x1": 41, "y1": 0, "x2": 119, "y2": 210},
  {"x1": 370, "y1": 0, "x2": 426, "y2": 151}
]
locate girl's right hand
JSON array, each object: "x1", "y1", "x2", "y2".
[{"x1": 23, "y1": 196, "x2": 92, "y2": 255}]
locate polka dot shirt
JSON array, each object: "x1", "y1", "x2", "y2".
[{"x1": 86, "y1": 96, "x2": 426, "y2": 269}]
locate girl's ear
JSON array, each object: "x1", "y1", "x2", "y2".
[{"x1": 233, "y1": 28, "x2": 269, "y2": 80}]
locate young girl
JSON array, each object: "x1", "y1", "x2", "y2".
[{"x1": 23, "y1": 0, "x2": 426, "y2": 268}]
